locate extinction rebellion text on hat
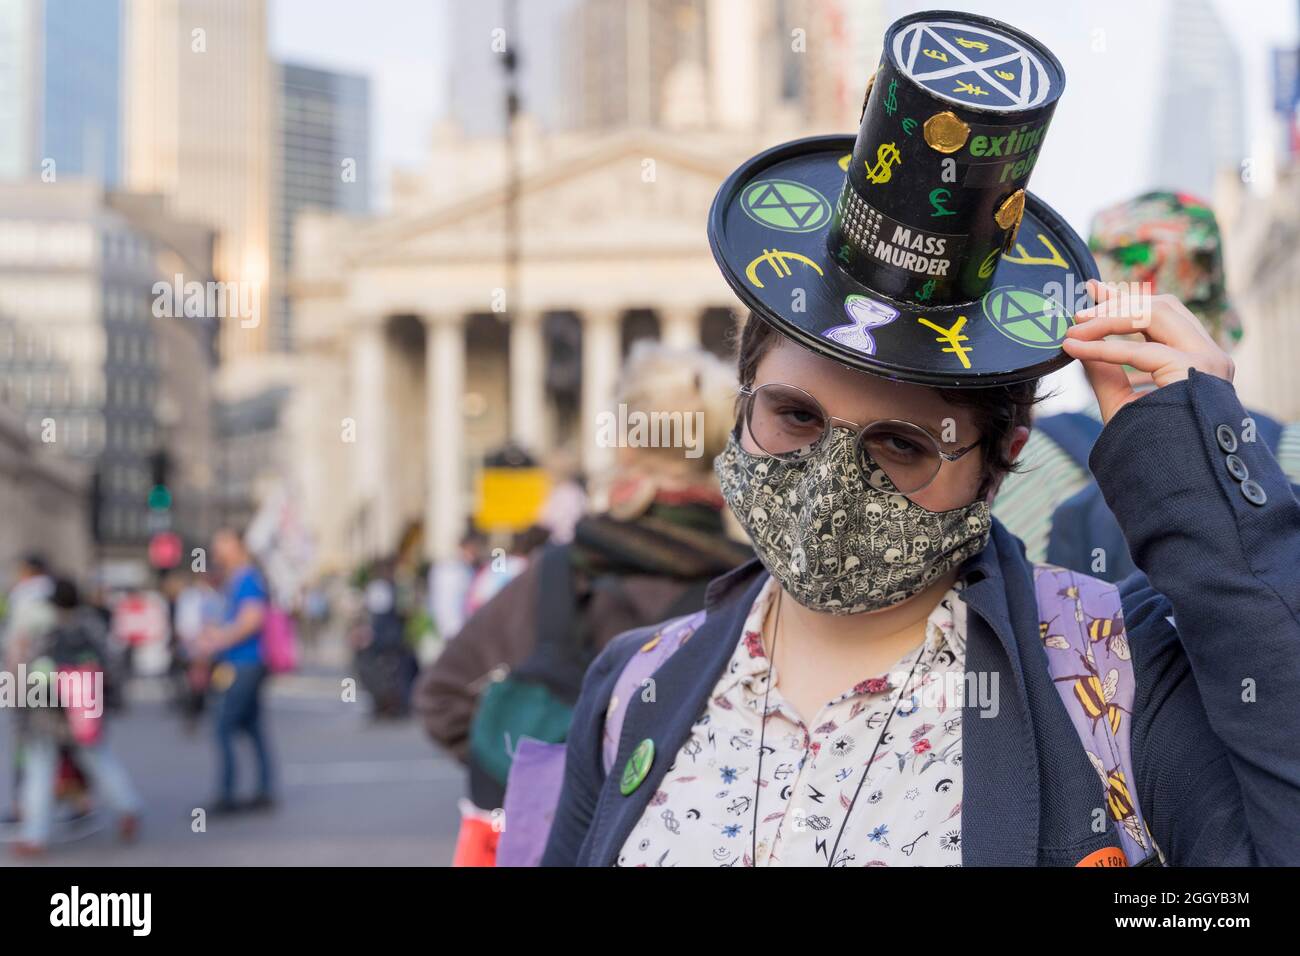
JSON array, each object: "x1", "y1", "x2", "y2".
[
  {"x1": 0, "y1": 667, "x2": 102, "y2": 718},
  {"x1": 50, "y1": 887, "x2": 151, "y2": 937}
]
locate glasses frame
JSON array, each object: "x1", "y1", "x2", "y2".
[{"x1": 737, "y1": 383, "x2": 981, "y2": 495}]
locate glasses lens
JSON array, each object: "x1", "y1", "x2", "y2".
[
  {"x1": 858, "y1": 421, "x2": 942, "y2": 495},
  {"x1": 746, "y1": 383, "x2": 828, "y2": 459}
]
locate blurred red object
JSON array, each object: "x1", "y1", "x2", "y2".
[{"x1": 451, "y1": 799, "x2": 500, "y2": 867}]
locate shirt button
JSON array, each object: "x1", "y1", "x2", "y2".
[
  {"x1": 1225, "y1": 454, "x2": 1249, "y2": 482},
  {"x1": 1241, "y1": 479, "x2": 1267, "y2": 506},
  {"x1": 1216, "y1": 425, "x2": 1238, "y2": 453}
]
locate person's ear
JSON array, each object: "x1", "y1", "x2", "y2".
[
  {"x1": 1006, "y1": 425, "x2": 1030, "y2": 463},
  {"x1": 983, "y1": 425, "x2": 1031, "y2": 502}
]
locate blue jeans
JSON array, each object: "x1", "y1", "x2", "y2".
[
  {"x1": 213, "y1": 661, "x2": 272, "y2": 802},
  {"x1": 21, "y1": 733, "x2": 141, "y2": 845}
]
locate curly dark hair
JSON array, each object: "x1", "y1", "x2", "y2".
[{"x1": 733, "y1": 312, "x2": 1043, "y2": 489}]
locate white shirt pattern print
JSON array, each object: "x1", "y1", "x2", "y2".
[{"x1": 616, "y1": 575, "x2": 967, "y2": 867}]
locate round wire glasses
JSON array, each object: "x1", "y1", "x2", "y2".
[{"x1": 738, "y1": 383, "x2": 980, "y2": 495}]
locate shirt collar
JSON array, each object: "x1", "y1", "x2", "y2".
[{"x1": 721, "y1": 578, "x2": 968, "y2": 702}]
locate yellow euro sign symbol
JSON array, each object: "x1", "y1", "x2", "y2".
[
  {"x1": 1003, "y1": 233, "x2": 1070, "y2": 270},
  {"x1": 923, "y1": 48, "x2": 949, "y2": 62},
  {"x1": 744, "y1": 249, "x2": 825, "y2": 289},
  {"x1": 994, "y1": 70, "x2": 1015, "y2": 81},
  {"x1": 955, "y1": 37, "x2": 989, "y2": 53},
  {"x1": 865, "y1": 142, "x2": 901, "y2": 185},
  {"x1": 978, "y1": 248, "x2": 1000, "y2": 280}
]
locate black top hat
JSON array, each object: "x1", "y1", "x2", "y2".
[{"x1": 708, "y1": 10, "x2": 1095, "y2": 387}]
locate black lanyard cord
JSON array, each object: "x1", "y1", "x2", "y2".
[{"x1": 751, "y1": 589, "x2": 930, "y2": 868}]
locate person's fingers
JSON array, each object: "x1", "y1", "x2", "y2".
[
  {"x1": 1065, "y1": 346, "x2": 1136, "y2": 423},
  {"x1": 1072, "y1": 289, "x2": 1205, "y2": 352},
  {"x1": 1061, "y1": 336, "x2": 1183, "y2": 376}
]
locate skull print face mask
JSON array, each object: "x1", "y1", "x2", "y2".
[{"x1": 714, "y1": 426, "x2": 992, "y2": 615}]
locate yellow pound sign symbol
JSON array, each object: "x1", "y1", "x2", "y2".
[
  {"x1": 923, "y1": 48, "x2": 949, "y2": 62},
  {"x1": 917, "y1": 315, "x2": 974, "y2": 370},
  {"x1": 865, "y1": 142, "x2": 901, "y2": 185},
  {"x1": 955, "y1": 37, "x2": 989, "y2": 53}
]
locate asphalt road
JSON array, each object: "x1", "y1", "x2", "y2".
[{"x1": 0, "y1": 658, "x2": 465, "y2": 866}]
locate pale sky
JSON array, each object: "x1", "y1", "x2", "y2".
[{"x1": 270, "y1": 0, "x2": 1299, "y2": 222}]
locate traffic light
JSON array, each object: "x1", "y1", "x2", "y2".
[{"x1": 146, "y1": 448, "x2": 173, "y2": 536}]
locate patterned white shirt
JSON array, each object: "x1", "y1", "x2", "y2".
[{"x1": 617, "y1": 576, "x2": 968, "y2": 867}]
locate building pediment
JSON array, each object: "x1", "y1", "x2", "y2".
[{"x1": 346, "y1": 131, "x2": 750, "y2": 265}]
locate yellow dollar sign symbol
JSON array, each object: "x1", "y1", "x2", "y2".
[
  {"x1": 865, "y1": 142, "x2": 901, "y2": 185},
  {"x1": 955, "y1": 37, "x2": 989, "y2": 53},
  {"x1": 923, "y1": 48, "x2": 949, "y2": 62}
]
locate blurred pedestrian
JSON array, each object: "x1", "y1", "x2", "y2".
[
  {"x1": 994, "y1": 191, "x2": 1300, "y2": 578},
  {"x1": 171, "y1": 570, "x2": 223, "y2": 732},
  {"x1": 13, "y1": 578, "x2": 139, "y2": 857},
  {"x1": 415, "y1": 343, "x2": 752, "y2": 862},
  {"x1": 197, "y1": 528, "x2": 275, "y2": 814},
  {"x1": 354, "y1": 557, "x2": 419, "y2": 718},
  {"x1": 3, "y1": 553, "x2": 55, "y2": 824}
]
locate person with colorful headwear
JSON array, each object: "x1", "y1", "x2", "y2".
[
  {"x1": 499, "y1": 12, "x2": 1300, "y2": 868},
  {"x1": 994, "y1": 190, "x2": 1300, "y2": 580}
]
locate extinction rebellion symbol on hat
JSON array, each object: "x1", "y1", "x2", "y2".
[
  {"x1": 982, "y1": 286, "x2": 1071, "y2": 348},
  {"x1": 741, "y1": 179, "x2": 832, "y2": 233}
]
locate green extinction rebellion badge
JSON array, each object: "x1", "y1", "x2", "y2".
[{"x1": 620, "y1": 739, "x2": 655, "y2": 796}]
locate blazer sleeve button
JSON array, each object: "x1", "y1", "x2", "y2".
[
  {"x1": 1216, "y1": 424, "x2": 1238, "y2": 454},
  {"x1": 1241, "y1": 479, "x2": 1267, "y2": 506},
  {"x1": 1225, "y1": 454, "x2": 1249, "y2": 482}
]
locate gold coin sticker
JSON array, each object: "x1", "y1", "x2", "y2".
[
  {"x1": 923, "y1": 111, "x2": 970, "y2": 154},
  {"x1": 995, "y1": 188, "x2": 1027, "y2": 232},
  {"x1": 860, "y1": 70, "x2": 877, "y2": 120}
]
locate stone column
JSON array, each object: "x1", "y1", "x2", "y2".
[
  {"x1": 424, "y1": 312, "x2": 466, "y2": 563},
  {"x1": 580, "y1": 307, "x2": 622, "y2": 477},
  {"x1": 658, "y1": 305, "x2": 701, "y2": 350},
  {"x1": 349, "y1": 320, "x2": 392, "y2": 558},
  {"x1": 509, "y1": 308, "x2": 548, "y2": 454}
]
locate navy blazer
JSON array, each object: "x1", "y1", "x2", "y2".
[{"x1": 542, "y1": 371, "x2": 1300, "y2": 866}]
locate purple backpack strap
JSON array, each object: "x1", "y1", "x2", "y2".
[
  {"x1": 1033, "y1": 563, "x2": 1162, "y2": 866},
  {"x1": 495, "y1": 610, "x2": 705, "y2": 866},
  {"x1": 601, "y1": 610, "x2": 706, "y2": 776},
  {"x1": 497, "y1": 738, "x2": 567, "y2": 867}
]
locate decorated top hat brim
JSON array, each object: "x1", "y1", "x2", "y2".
[{"x1": 708, "y1": 134, "x2": 1097, "y2": 387}]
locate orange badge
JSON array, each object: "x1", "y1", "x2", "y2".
[{"x1": 1075, "y1": 846, "x2": 1129, "y2": 867}]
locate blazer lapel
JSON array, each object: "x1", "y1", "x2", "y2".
[
  {"x1": 957, "y1": 523, "x2": 1043, "y2": 866},
  {"x1": 586, "y1": 566, "x2": 769, "y2": 867}
]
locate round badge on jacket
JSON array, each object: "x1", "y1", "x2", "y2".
[{"x1": 708, "y1": 10, "x2": 1096, "y2": 387}]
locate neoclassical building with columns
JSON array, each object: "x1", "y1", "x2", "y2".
[{"x1": 286, "y1": 129, "x2": 767, "y2": 574}]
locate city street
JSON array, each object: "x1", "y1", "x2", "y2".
[{"x1": 0, "y1": 645, "x2": 463, "y2": 867}]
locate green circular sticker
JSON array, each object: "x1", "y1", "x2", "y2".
[
  {"x1": 620, "y1": 738, "x2": 655, "y2": 796},
  {"x1": 741, "y1": 179, "x2": 831, "y2": 233},
  {"x1": 982, "y1": 286, "x2": 1072, "y2": 349}
]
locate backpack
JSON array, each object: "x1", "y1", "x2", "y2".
[
  {"x1": 468, "y1": 544, "x2": 709, "y2": 807},
  {"x1": 496, "y1": 564, "x2": 1159, "y2": 867}
]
